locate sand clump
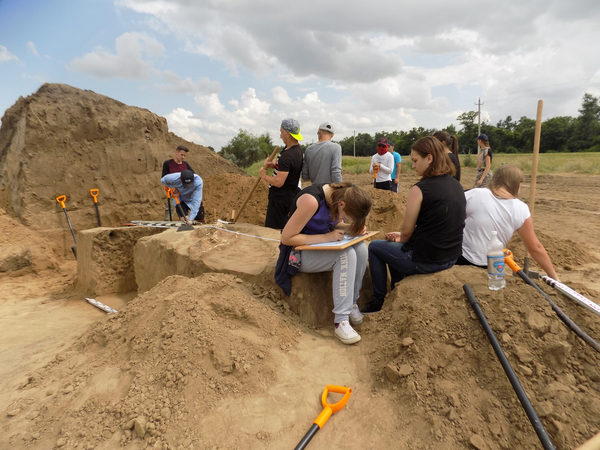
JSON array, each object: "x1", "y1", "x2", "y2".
[{"x1": 2, "y1": 274, "x2": 298, "y2": 450}]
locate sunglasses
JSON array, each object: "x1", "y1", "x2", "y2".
[{"x1": 377, "y1": 143, "x2": 388, "y2": 148}]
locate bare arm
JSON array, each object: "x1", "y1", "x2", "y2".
[
  {"x1": 259, "y1": 168, "x2": 289, "y2": 188},
  {"x1": 516, "y1": 217, "x2": 558, "y2": 279},
  {"x1": 280, "y1": 195, "x2": 344, "y2": 246},
  {"x1": 400, "y1": 185, "x2": 423, "y2": 243}
]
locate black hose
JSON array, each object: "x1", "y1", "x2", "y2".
[
  {"x1": 294, "y1": 424, "x2": 319, "y2": 450},
  {"x1": 463, "y1": 284, "x2": 556, "y2": 450},
  {"x1": 516, "y1": 270, "x2": 600, "y2": 354}
]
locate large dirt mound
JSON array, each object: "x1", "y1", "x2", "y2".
[
  {"x1": 0, "y1": 83, "x2": 245, "y2": 248},
  {"x1": 1, "y1": 274, "x2": 298, "y2": 450},
  {"x1": 362, "y1": 266, "x2": 600, "y2": 450}
]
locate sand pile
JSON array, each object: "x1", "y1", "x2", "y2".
[
  {"x1": 1, "y1": 274, "x2": 299, "y2": 450},
  {"x1": 0, "y1": 83, "x2": 245, "y2": 254},
  {"x1": 361, "y1": 266, "x2": 600, "y2": 450},
  {"x1": 0, "y1": 206, "x2": 58, "y2": 275}
]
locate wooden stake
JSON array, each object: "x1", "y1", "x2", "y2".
[
  {"x1": 213, "y1": 208, "x2": 216, "y2": 223},
  {"x1": 233, "y1": 146, "x2": 280, "y2": 223},
  {"x1": 231, "y1": 210, "x2": 235, "y2": 220},
  {"x1": 524, "y1": 99, "x2": 543, "y2": 269}
]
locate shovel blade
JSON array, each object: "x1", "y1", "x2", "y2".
[{"x1": 177, "y1": 224, "x2": 194, "y2": 232}]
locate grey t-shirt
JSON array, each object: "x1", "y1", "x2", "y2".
[{"x1": 301, "y1": 140, "x2": 343, "y2": 184}]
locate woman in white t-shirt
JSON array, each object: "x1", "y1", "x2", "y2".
[{"x1": 458, "y1": 164, "x2": 558, "y2": 279}]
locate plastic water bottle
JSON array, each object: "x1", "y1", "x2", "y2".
[{"x1": 487, "y1": 231, "x2": 506, "y2": 290}]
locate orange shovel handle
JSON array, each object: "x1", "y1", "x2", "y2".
[
  {"x1": 90, "y1": 189, "x2": 99, "y2": 203},
  {"x1": 504, "y1": 249, "x2": 522, "y2": 274},
  {"x1": 313, "y1": 385, "x2": 352, "y2": 429},
  {"x1": 165, "y1": 186, "x2": 172, "y2": 198},
  {"x1": 170, "y1": 188, "x2": 180, "y2": 204},
  {"x1": 56, "y1": 195, "x2": 66, "y2": 209}
]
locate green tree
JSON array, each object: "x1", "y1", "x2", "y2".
[
  {"x1": 456, "y1": 111, "x2": 479, "y2": 154},
  {"x1": 568, "y1": 93, "x2": 600, "y2": 151},
  {"x1": 540, "y1": 116, "x2": 574, "y2": 153},
  {"x1": 219, "y1": 129, "x2": 271, "y2": 167}
]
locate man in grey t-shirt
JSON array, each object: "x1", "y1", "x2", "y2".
[{"x1": 301, "y1": 122, "x2": 343, "y2": 185}]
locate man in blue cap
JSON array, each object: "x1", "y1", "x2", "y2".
[
  {"x1": 259, "y1": 118, "x2": 303, "y2": 229},
  {"x1": 161, "y1": 169, "x2": 204, "y2": 225}
]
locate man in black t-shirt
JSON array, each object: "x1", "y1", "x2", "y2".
[{"x1": 259, "y1": 118, "x2": 303, "y2": 229}]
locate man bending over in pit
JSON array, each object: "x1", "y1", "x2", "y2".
[{"x1": 161, "y1": 169, "x2": 205, "y2": 224}]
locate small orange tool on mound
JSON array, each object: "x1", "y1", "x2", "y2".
[{"x1": 294, "y1": 385, "x2": 352, "y2": 450}]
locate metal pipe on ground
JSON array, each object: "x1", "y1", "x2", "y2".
[
  {"x1": 504, "y1": 255, "x2": 600, "y2": 354},
  {"x1": 463, "y1": 284, "x2": 556, "y2": 450},
  {"x1": 541, "y1": 276, "x2": 600, "y2": 319}
]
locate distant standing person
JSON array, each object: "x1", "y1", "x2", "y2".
[
  {"x1": 259, "y1": 118, "x2": 304, "y2": 230},
  {"x1": 474, "y1": 133, "x2": 492, "y2": 188},
  {"x1": 161, "y1": 170, "x2": 204, "y2": 224},
  {"x1": 369, "y1": 138, "x2": 394, "y2": 191},
  {"x1": 388, "y1": 140, "x2": 402, "y2": 192},
  {"x1": 433, "y1": 130, "x2": 461, "y2": 182},
  {"x1": 302, "y1": 122, "x2": 343, "y2": 185},
  {"x1": 162, "y1": 145, "x2": 194, "y2": 220}
]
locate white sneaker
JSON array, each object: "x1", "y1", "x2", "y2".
[
  {"x1": 335, "y1": 320, "x2": 361, "y2": 345},
  {"x1": 349, "y1": 304, "x2": 364, "y2": 325}
]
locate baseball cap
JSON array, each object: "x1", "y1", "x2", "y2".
[
  {"x1": 281, "y1": 118, "x2": 303, "y2": 141},
  {"x1": 180, "y1": 169, "x2": 194, "y2": 187},
  {"x1": 377, "y1": 137, "x2": 389, "y2": 147},
  {"x1": 476, "y1": 134, "x2": 489, "y2": 141},
  {"x1": 318, "y1": 122, "x2": 334, "y2": 134}
]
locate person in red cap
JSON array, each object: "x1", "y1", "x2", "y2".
[{"x1": 369, "y1": 138, "x2": 395, "y2": 190}]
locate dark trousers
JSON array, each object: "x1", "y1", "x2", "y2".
[
  {"x1": 375, "y1": 180, "x2": 392, "y2": 191},
  {"x1": 391, "y1": 180, "x2": 398, "y2": 193},
  {"x1": 177, "y1": 200, "x2": 205, "y2": 221},
  {"x1": 265, "y1": 189, "x2": 299, "y2": 229},
  {"x1": 369, "y1": 240, "x2": 457, "y2": 304},
  {"x1": 456, "y1": 255, "x2": 486, "y2": 269}
]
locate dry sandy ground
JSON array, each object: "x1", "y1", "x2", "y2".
[{"x1": 1, "y1": 168, "x2": 600, "y2": 450}]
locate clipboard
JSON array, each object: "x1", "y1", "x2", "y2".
[{"x1": 295, "y1": 231, "x2": 380, "y2": 251}]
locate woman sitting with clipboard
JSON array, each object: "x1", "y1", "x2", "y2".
[
  {"x1": 274, "y1": 182, "x2": 373, "y2": 345},
  {"x1": 362, "y1": 137, "x2": 466, "y2": 314}
]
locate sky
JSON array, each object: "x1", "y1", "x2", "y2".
[{"x1": 1, "y1": 0, "x2": 600, "y2": 151}]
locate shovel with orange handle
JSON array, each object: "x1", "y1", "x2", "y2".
[
  {"x1": 90, "y1": 189, "x2": 102, "y2": 227},
  {"x1": 504, "y1": 250, "x2": 600, "y2": 354},
  {"x1": 294, "y1": 385, "x2": 352, "y2": 450},
  {"x1": 164, "y1": 186, "x2": 173, "y2": 221},
  {"x1": 372, "y1": 164, "x2": 380, "y2": 188},
  {"x1": 169, "y1": 188, "x2": 193, "y2": 232},
  {"x1": 56, "y1": 195, "x2": 77, "y2": 258}
]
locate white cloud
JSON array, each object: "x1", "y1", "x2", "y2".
[
  {"x1": 0, "y1": 46, "x2": 19, "y2": 63},
  {"x1": 157, "y1": 70, "x2": 221, "y2": 95},
  {"x1": 70, "y1": 32, "x2": 164, "y2": 79},
  {"x1": 27, "y1": 41, "x2": 39, "y2": 57},
  {"x1": 114, "y1": 0, "x2": 600, "y2": 149}
]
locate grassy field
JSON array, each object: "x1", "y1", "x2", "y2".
[{"x1": 244, "y1": 152, "x2": 600, "y2": 176}]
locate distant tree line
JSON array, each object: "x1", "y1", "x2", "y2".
[
  {"x1": 219, "y1": 93, "x2": 600, "y2": 167},
  {"x1": 338, "y1": 93, "x2": 600, "y2": 156}
]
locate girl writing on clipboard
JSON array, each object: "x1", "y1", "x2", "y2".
[{"x1": 274, "y1": 182, "x2": 373, "y2": 345}]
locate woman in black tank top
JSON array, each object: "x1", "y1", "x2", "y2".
[{"x1": 362, "y1": 137, "x2": 466, "y2": 314}]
